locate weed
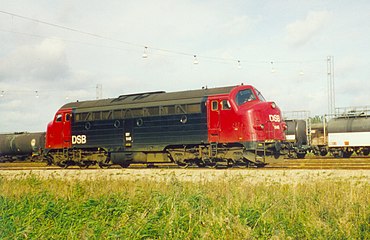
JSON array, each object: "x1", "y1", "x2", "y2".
[{"x1": 0, "y1": 175, "x2": 368, "y2": 239}]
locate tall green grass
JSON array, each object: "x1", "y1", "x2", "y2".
[{"x1": 0, "y1": 174, "x2": 369, "y2": 239}]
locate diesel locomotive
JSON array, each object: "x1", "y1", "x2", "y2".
[{"x1": 44, "y1": 85, "x2": 287, "y2": 168}]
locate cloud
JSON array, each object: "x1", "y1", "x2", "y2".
[
  {"x1": 220, "y1": 15, "x2": 257, "y2": 36},
  {"x1": 285, "y1": 10, "x2": 332, "y2": 46},
  {"x1": 0, "y1": 38, "x2": 69, "y2": 83},
  {"x1": 0, "y1": 1, "x2": 369, "y2": 132}
]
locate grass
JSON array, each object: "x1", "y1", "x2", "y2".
[{"x1": 0, "y1": 174, "x2": 369, "y2": 239}]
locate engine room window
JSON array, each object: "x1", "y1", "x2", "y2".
[
  {"x1": 221, "y1": 100, "x2": 231, "y2": 110},
  {"x1": 93, "y1": 112, "x2": 101, "y2": 120},
  {"x1": 65, "y1": 114, "x2": 71, "y2": 122},
  {"x1": 236, "y1": 89, "x2": 256, "y2": 105},
  {"x1": 136, "y1": 118, "x2": 143, "y2": 127},
  {"x1": 211, "y1": 101, "x2": 218, "y2": 111}
]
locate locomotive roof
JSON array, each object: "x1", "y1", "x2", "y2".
[{"x1": 61, "y1": 85, "x2": 242, "y2": 111}]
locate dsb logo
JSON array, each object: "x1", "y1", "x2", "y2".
[
  {"x1": 269, "y1": 114, "x2": 281, "y2": 122},
  {"x1": 72, "y1": 135, "x2": 87, "y2": 144}
]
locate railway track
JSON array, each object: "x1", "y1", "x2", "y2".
[
  {"x1": 1, "y1": 157, "x2": 370, "y2": 170},
  {"x1": 267, "y1": 158, "x2": 370, "y2": 169}
]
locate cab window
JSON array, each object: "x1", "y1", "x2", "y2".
[
  {"x1": 236, "y1": 89, "x2": 256, "y2": 105},
  {"x1": 221, "y1": 100, "x2": 231, "y2": 110},
  {"x1": 256, "y1": 89, "x2": 266, "y2": 102},
  {"x1": 55, "y1": 114, "x2": 63, "y2": 122},
  {"x1": 65, "y1": 114, "x2": 71, "y2": 122},
  {"x1": 211, "y1": 101, "x2": 218, "y2": 111}
]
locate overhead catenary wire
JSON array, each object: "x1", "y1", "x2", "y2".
[
  {"x1": 0, "y1": 9, "x2": 331, "y2": 99},
  {"x1": 0, "y1": 86, "x2": 96, "y2": 100},
  {"x1": 0, "y1": 10, "x2": 143, "y2": 48},
  {"x1": 0, "y1": 9, "x2": 326, "y2": 65}
]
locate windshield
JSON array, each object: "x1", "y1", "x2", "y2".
[
  {"x1": 256, "y1": 89, "x2": 266, "y2": 102},
  {"x1": 236, "y1": 89, "x2": 256, "y2": 105}
]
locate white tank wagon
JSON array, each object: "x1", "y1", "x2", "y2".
[{"x1": 328, "y1": 114, "x2": 370, "y2": 157}]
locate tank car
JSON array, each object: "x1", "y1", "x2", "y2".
[
  {"x1": 290, "y1": 107, "x2": 370, "y2": 158},
  {"x1": 284, "y1": 119, "x2": 308, "y2": 158},
  {"x1": 0, "y1": 132, "x2": 45, "y2": 162},
  {"x1": 327, "y1": 114, "x2": 370, "y2": 157},
  {"x1": 45, "y1": 85, "x2": 287, "y2": 168},
  {"x1": 310, "y1": 122, "x2": 329, "y2": 156}
]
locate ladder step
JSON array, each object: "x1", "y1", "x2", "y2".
[
  {"x1": 210, "y1": 142, "x2": 217, "y2": 157},
  {"x1": 255, "y1": 142, "x2": 266, "y2": 162}
]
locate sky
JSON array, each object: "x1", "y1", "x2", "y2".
[{"x1": 0, "y1": 0, "x2": 369, "y2": 132}]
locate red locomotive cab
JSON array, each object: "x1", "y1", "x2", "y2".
[
  {"x1": 207, "y1": 85, "x2": 286, "y2": 144},
  {"x1": 230, "y1": 86, "x2": 286, "y2": 142},
  {"x1": 45, "y1": 108, "x2": 72, "y2": 149}
]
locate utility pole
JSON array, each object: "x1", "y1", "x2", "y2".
[
  {"x1": 327, "y1": 56, "x2": 335, "y2": 116},
  {"x1": 96, "y1": 84, "x2": 102, "y2": 100}
]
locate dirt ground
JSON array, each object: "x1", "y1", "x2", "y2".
[{"x1": 1, "y1": 168, "x2": 369, "y2": 184}]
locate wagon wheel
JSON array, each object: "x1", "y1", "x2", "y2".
[
  {"x1": 342, "y1": 151, "x2": 353, "y2": 158},
  {"x1": 320, "y1": 149, "x2": 328, "y2": 156},
  {"x1": 363, "y1": 149, "x2": 370, "y2": 156},
  {"x1": 296, "y1": 153, "x2": 306, "y2": 159}
]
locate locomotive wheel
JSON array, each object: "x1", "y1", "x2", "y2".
[
  {"x1": 232, "y1": 159, "x2": 248, "y2": 168},
  {"x1": 206, "y1": 163, "x2": 216, "y2": 169},
  {"x1": 256, "y1": 163, "x2": 267, "y2": 168},
  {"x1": 119, "y1": 163, "x2": 130, "y2": 168},
  {"x1": 98, "y1": 163, "x2": 111, "y2": 169},
  {"x1": 178, "y1": 163, "x2": 189, "y2": 169},
  {"x1": 214, "y1": 162, "x2": 229, "y2": 169},
  {"x1": 195, "y1": 161, "x2": 206, "y2": 168},
  {"x1": 57, "y1": 162, "x2": 68, "y2": 169}
]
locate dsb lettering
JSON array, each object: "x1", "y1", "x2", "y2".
[{"x1": 72, "y1": 135, "x2": 87, "y2": 144}]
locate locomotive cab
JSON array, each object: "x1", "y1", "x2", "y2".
[
  {"x1": 45, "y1": 109, "x2": 73, "y2": 149},
  {"x1": 207, "y1": 85, "x2": 286, "y2": 162}
]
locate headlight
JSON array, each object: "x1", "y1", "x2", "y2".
[
  {"x1": 271, "y1": 102, "x2": 276, "y2": 109},
  {"x1": 253, "y1": 124, "x2": 265, "y2": 130}
]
